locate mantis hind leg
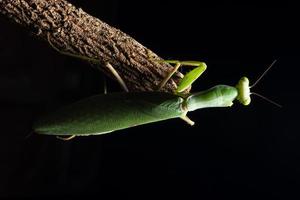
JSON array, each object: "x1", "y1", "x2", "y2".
[
  {"x1": 105, "y1": 62, "x2": 129, "y2": 92},
  {"x1": 47, "y1": 33, "x2": 100, "y2": 63},
  {"x1": 47, "y1": 33, "x2": 129, "y2": 92}
]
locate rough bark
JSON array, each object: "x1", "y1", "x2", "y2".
[{"x1": 0, "y1": 0, "x2": 186, "y2": 93}]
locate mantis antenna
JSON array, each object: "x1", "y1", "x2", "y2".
[
  {"x1": 251, "y1": 92, "x2": 282, "y2": 108},
  {"x1": 250, "y1": 60, "x2": 282, "y2": 107},
  {"x1": 250, "y1": 60, "x2": 277, "y2": 88}
]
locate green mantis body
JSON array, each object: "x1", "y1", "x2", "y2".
[
  {"x1": 33, "y1": 58, "x2": 263, "y2": 137},
  {"x1": 33, "y1": 85, "x2": 238, "y2": 136},
  {"x1": 34, "y1": 36, "x2": 279, "y2": 137}
]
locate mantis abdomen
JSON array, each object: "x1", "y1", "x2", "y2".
[{"x1": 33, "y1": 92, "x2": 185, "y2": 136}]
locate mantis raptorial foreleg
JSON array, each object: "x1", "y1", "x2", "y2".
[
  {"x1": 156, "y1": 60, "x2": 207, "y2": 94},
  {"x1": 155, "y1": 60, "x2": 207, "y2": 126},
  {"x1": 157, "y1": 62, "x2": 182, "y2": 91}
]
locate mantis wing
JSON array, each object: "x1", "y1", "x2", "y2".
[{"x1": 33, "y1": 92, "x2": 185, "y2": 136}]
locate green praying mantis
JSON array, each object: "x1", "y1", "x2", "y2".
[{"x1": 33, "y1": 35, "x2": 280, "y2": 140}]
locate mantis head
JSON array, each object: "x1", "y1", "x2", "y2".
[
  {"x1": 234, "y1": 60, "x2": 281, "y2": 107},
  {"x1": 236, "y1": 77, "x2": 251, "y2": 106}
]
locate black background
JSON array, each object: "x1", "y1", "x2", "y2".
[{"x1": 1, "y1": 1, "x2": 299, "y2": 199}]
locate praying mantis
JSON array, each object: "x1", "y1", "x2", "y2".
[{"x1": 33, "y1": 34, "x2": 280, "y2": 140}]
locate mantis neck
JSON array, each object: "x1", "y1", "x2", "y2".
[{"x1": 185, "y1": 85, "x2": 238, "y2": 112}]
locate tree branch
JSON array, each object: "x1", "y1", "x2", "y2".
[{"x1": 0, "y1": 0, "x2": 187, "y2": 93}]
